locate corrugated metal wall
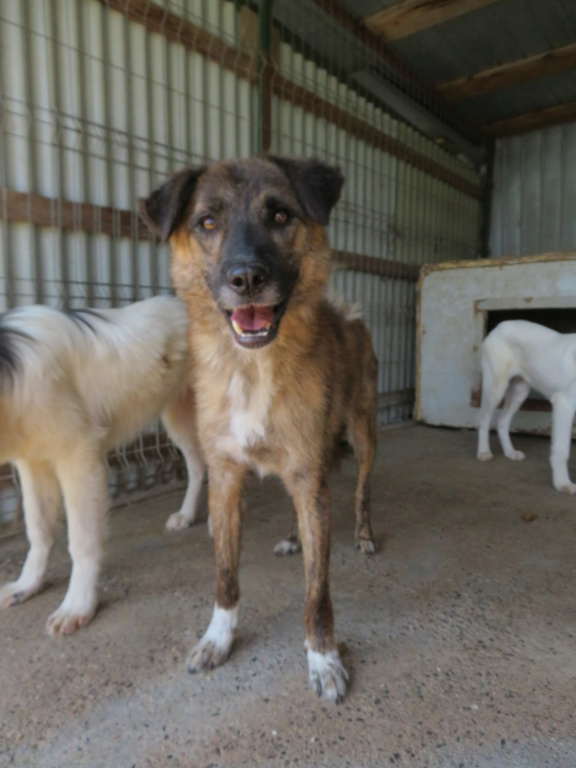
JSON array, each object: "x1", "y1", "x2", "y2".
[
  {"x1": 0, "y1": 0, "x2": 483, "y2": 525},
  {"x1": 490, "y1": 123, "x2": 576, "y2": 258}
]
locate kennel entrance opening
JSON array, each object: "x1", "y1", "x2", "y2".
[{"x1": 471, "y1": 297, "x2": 576, "y2": 412}]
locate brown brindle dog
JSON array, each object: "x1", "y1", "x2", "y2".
[{"x1": 142, "y1": 156, "x2": 377, "y2": 703}]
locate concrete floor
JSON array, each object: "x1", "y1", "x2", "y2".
[{"x1": 1, "y1": 423, "x2": 575, "y2": 768}]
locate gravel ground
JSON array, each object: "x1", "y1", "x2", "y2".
[{"x1": 1, "y1": 423, "x2": 575, "y2": 768}]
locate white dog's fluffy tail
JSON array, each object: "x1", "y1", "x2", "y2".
[{"x1": 325, "y1": 290, "x2": 363, "y2": 322}]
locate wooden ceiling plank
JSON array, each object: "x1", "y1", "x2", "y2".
[
  {"x1": 438, "y1": 42, "x2": 576, "y2": 101},
  {"x1": 364, "y1": 0, "x2": 501, "y2": 42},
  {"x1": 482, "y1": 100, "x2": 576, "y2": 137}
]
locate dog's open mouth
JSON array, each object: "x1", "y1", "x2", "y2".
[{"x1": 228, "y1": 304, "x2": 282, "y2": 349}]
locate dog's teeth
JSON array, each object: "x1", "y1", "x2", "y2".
[{"x1": 231, "y1": 319, "x2": 243, "y2": 336}]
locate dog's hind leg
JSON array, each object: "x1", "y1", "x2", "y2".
[
  {"x1": 347, "y1": 415, "x2": 377, "y2": 554},
  {"x1": 161, "y1": 389, "x2": 206, "y2": 532},
  {"x1": 288, "y1": 474, "x2": 348, "y2": 703},
  {"x1": 46, "y1": 447, "x2": 108, "y2": 635},
  {"x1": 273, "y1": 509, "x2": 302, "y2": 556},
  {"x1": 550, "y1": 390, "x2": 576, "y2": 493},
  {"x1": 477, "y1": 359, "x2": 510, "y2": 461},
  {"x1": 497, "y1": 377, "x2": 530, "y2": 460},
  {"x1": 0, "y1": 461, "x2": 61, "y2": 609},
  {"x1": 187, "y1": 460, "x2": 244, "y2": 672}
]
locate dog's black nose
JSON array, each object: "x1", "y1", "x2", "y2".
[{"x1": 227, "y1": 263, "x2": 269, "y2": 295}]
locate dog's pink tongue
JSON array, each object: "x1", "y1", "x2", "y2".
[{"x1": 231, "y1": 306, "x2": 274, "y2": 331}]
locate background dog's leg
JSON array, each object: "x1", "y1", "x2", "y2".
[
  {"x1": 348, "y1": 415, "x2": 377, "y2": 554},
  {"x1": 187, "y1": 461, "x2": 244, "y2": 672},
  {"x1": 273, "y1": 509, "x2": 301, "y2": 555},
  {"x1": 550, "y1": 392, "x2": 576, "y2": 493},
  {"x1": 289, "y1": 476, "x2": 348, "y2": 703},
  {"x1": 497, "y1": 377, "x2": 530, "y2": 461},
  {"x1": 477, "y1": 365, "x2": 508, "y2": 461},
  {"x1": 0, "y1": 461, "x2": 61, "y2": 608},
  {"x1": 162, "y1": 390, "x2": 206, "y2": 532},
  {"x1": 46, "y1": 450, "x2": 108, "y2": 635}
]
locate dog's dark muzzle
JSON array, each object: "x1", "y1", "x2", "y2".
[
  {"x1": 226, "y1": 262, "x2": 270, "y2": 298},
  {"x1": 218, "y1": 259, "x2": 291, "y2": 350}
]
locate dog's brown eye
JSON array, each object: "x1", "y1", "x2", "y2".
[
  {"x1": 200, "y1": 216, "x2": 217, "y2": 231},
  {"x1": 273, "y1": 210, "x2": 289, "y2": 226}
]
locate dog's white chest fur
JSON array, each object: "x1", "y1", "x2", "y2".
[{"x1": 227, "y1": 356, "x2": 274, "y2": 450}]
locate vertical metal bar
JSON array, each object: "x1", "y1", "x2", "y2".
[
  {"x1": 49, "y1": 0, "x2": 68, "y2": 306},
  {"x1": 144, "y1": 10, "x2": 159, "y2": 294},
  {"x1": 201, "y1": 0, "x2": 210, "y2": 160},
  {"x1": 257, "y1": 0, "x2": 273, "y2": 154},
  {"x1": 122, "y1": 6, "x2": 138, "y2": 301},
  {"x1": 217, "y1": 0, "x2": 225, "y2": 160},
  {"x1": 101, "y1": 2, "x2": 118, "y2": 306},
  {"x1": 0, "y1": 9, "x2": 14, "y2": 309},
  {"x1": 22, "y1": 0, "x2": 44, "y2": 304},
  {"x1": 77, "y1": 0, "x2": 95, "y2": 306}
]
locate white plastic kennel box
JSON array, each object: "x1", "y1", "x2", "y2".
[{"x1": 415, "y1": 252, "x2": 576, "y2": 435}]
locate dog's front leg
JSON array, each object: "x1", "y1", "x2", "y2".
[
  {"x1": 550, "y1": 391, "x2": 576, "y2": 493},
  {"x1": 288, "y1": 475, "x2": 348, "y2": 703},
  {"x1": 187, "y1": 460, "x2": 245, "y2": 672},
  {"x1": 46, "y1": 450, "x2": 108, "y2": 635},
  {"x1": 0, "y1": 461, "x2": 61, "y2": 609},
  {"x1": 161, "y1": 389, "x2": 206, "y2": 532}
]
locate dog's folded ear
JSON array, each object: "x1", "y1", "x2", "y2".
[
  {"x1": 268, "y1": 156, "x2": 344, "y2": 226},
  {"x1": 140, "y1": 167, "x2": 206, "y2": 242}
]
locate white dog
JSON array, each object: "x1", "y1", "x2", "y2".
[
  {"x1": 0, "y1": 296, "x2": 205, "y2": 634},
  {"x1": 477, "y1": 319, "x2": 576, "y2": 493}
]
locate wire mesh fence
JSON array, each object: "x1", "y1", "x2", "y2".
[{"x1": 0, "y1": 0, "x2": 486, "y2": 527}]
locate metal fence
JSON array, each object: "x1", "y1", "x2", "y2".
[{"x1": 0, "y1": 0, "x2": 485, "y2": 525}]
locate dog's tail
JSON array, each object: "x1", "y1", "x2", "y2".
[
  {"x1": 325, "y1": 290, "x2": 363, "y2": 321},
  {"x1": 0, "y1": 323, "x2": 25, "y2": 392}
]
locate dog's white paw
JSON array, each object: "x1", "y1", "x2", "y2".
[
  {"x1": 46, "y1": 601, "x2": 97, "y2": 636},
  {"x1": 165, "y1": 511, "x2": 193, "y2": 531},
  {"x1": 477, "y1": 450, "x2": 493, "y2": 462},
  {"x1": 187, "y1": 636, "x2": 233, "y2": 672},
  {"x1": 0, "y1": 581, "x2": 38, "y2": 608},
  {"x1": 274, "y1": 535, "x2": 301, "y2": 556},
  {"x1": 188, "y1": 605, "x2": 237, "y2": 673},
  {"x1": 356, "y1": 537, "x2": 377, "y2": 555},
  {"x1": 306, "y1": 645, "x2": 349, "y2": 704},
  {"x1": 554, "y1": 481, "x2": 576, "y2": 495},
  {"x1": 505, "y1": 450, "x2": 526, "y2": 461}
]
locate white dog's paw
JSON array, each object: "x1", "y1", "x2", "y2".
[
  {"x1": 0, "y1": 581, "x2": 38, "y2": 608},
  {"x1": 46, "y1": 598, "x2": 97, "y2": 636},
  {"x1": 505, "y1": 450, "x2": 526, "y2": 461},
  {"x1": 306, "y1": 645, "x2": 349, "y2": 704},
  {"x1": 187, "y1": 606, "x2": 237, "y2": 673},
  {"x1": 165, "y1": 511, "x2": 193, "y2": 531},
  {"x1": 554, "y1": 481, "x2": 576, "y2": 495},
  {"x1": 477, "y1": 450, "x2": 494, "y2": 462},
  {"x1": 356, "y1": 536, "x2": 377, "y2": 555},
  {"x1": 274, "y1": 534, "x2": 302, "y2": 556}
]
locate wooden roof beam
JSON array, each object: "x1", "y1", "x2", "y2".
[
  {"x1": 438, "y1": 42, "x2": 576, "y2": 101},
  {"x1": 482, "y1": 100, "x2": 576, "y2": 137},
  {"x1": 364, "y1": 0, "x2": 502, "y2": 42}
]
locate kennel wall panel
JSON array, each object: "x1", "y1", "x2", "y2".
[{"x1": 491, "y1": 124, "x2": 576, "y2": 258}]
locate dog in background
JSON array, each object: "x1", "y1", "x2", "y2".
[
  {"x1": 142, "y1": 156, "x2": 378, "y2": 703},
  {"x1": 477, "y1": 319, "x2": 576, "y2": 493},
  {"x1": 0, "y1": 296, "x2": 205, "y2": 634}
]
